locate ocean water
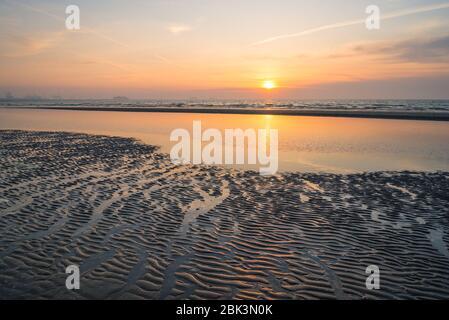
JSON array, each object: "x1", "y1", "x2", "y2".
[{"x1": 1, "y1": 99, "x2": 449, "y2": 112}]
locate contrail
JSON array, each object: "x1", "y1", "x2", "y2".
[
  {"x1": 3, "y1": 0, "x2": 131, "y2": 48},
  {"x1": 3, "y1": 0, "x2": 175, "y2": 65},
  {"x1": 251, "y1": 2, "x2": 449, "y2": 46}
]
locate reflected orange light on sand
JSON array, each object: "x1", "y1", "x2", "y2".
[{"x1": 1, "y1": 108, "x2": 448, "y2": 173}]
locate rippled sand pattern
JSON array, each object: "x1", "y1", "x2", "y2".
[{"x1": 1, "y1": 130, "x2": 449, "y2": 300}]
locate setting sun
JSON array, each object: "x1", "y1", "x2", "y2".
[{"x1": 262, "y1": 80, "x2": 276, "y2": 90}]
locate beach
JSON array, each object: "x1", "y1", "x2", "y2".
[
  {"x1": 2, "y1": 0, "x2": 449, "y2": 306},
  {"x1": 1, "y1": 130, "x2": 448, "y2": 299}
]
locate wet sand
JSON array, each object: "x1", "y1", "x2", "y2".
[
  {"x1": 1, "y1": 130, "x2": 449, "y2": 299},
  {"x1": 2, "y1": 108, "x2": 449, "y2": 173},
  {"x1": 5, "y1": 106, "x2": 449, "y2": 121}
]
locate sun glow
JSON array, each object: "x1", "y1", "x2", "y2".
[{"x1": 262, "y1": 80, "x2": 276, "y2": 89}]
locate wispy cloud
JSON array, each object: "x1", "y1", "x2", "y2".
[
  {"x1": 3, "y1": 0, "x2": 175, "y2": 65},
  {"x1": 351, "y1": 34, "x2": 449, "y2": 64},
  {"x1": 4, "y1": 0, "x2": 132, "y2": 48},
  {"x1": 0, "y1": 31, "x2": 65, "y2": 57},
  {"x1": 167, "y1": 24, "x2": 192, "y2": 34},
  {"x1": 251, "y1": 2, "x2": 449, "y2": 46}
]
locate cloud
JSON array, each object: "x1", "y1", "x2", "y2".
[
  {"x1": 251, "y1": 2, "x2": 449, "y2": 46},
  {"x1": 0, "y1": 0, "x2": 174, "y2": 65},
  {"x1": 167, "y1": 24, "x2": 192, "y2": 34},
  {"x1": 285, "y1": 74, "x2": 449, "y2": 99},
  {"x1": 0, "y1": 31, "x2": 65, "y2": 57},
  {"x1": 347, "y1": 34, "x2": 449, "y2": 63}
]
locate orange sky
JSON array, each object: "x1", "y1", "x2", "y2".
[{"x1": 1, "y1": 0, "x2": 449, "y2": 99}]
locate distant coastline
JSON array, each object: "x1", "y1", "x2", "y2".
[{"x1": 3, "y1": 105, "x2": 449, "y2": 121}]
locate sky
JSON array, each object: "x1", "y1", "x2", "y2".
[{"x1": 1, "y1": 0, "x2": 449, "y2": 99}]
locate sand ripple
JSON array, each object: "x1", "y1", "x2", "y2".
[{"x1": 1, "y1": 130, "x2": 449, "y2": 300}]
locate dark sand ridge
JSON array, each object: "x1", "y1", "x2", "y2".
[
  {"x1": 1, "y1": 130, "x2": 449, "y2": 299},
  {"x1": 3, "y1": 106, "x2": 449, "y2": 121}
]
